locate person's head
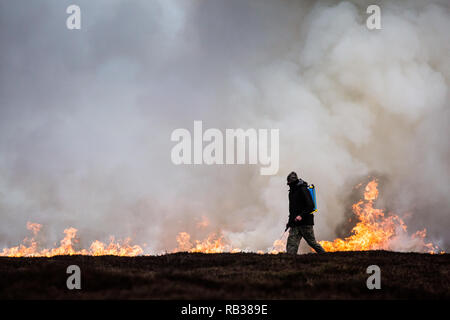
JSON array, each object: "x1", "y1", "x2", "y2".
[{"x1": 286, "y1": 171, "x2": 299, "y2": 185}]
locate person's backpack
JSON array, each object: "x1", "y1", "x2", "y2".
[{"x1": 307, "y1": 184, "x2": 318, "y2": 214}]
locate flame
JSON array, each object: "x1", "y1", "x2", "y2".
[
  {"x1": 26, "y1": 222, "x2": 42, "y2": 235},
  {"x1": 196, "y1": 216, "x2": 209, "y2": 229},
  {"x1": 172, "y1": 230, "x2": 287, "y2": 254},
  {"x1": 173, "y1": 227, "x2": 287, "y2": 254},
  {"x1": 2, "y1": 179, "x2": 441, "y2": 257},
  {"x1": 173, "y1": 231, "x2": 236, "y2": 253},
  {"x1": 319, "y1": 179, "x2": 441, "y2": 253},
  {"x1": 268, "y1": 237, "x2": 286, "y2": 254},
  {"x1": 1, "y1": 225, "x2": 143, "y2": 257}
]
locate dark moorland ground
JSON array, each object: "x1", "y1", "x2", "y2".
[{"x1": 0, "y1": 251, "x2": 448, "y2": 299}]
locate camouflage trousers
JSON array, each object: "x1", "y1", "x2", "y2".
[{"x1": 286, "y1": 225, "x2": 325, "y2": 254}]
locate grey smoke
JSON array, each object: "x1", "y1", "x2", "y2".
[{"x1": 0, "y1": 0, "x2": 448, "y2": 253}]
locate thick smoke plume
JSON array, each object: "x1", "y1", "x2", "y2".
[{"x1": 0, "y1": 0, "x2": 449, "y2": 253}]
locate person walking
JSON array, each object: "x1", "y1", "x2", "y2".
[{"x1": 285, "y1": 171, "x2": 325, "y2": 254}]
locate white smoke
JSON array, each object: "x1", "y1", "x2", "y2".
[{"x1": 0, "y1": 0, "x2": 448, "y2": 253}]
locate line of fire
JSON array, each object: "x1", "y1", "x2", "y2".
[{"x1": 1, "y1": 179, "x2": 444, "y2": 257}]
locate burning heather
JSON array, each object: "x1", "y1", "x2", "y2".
[
  {"x1": 171, "y1": 231, "x2": 286, "y2": 254},
  {"x1": 0, "y1": 223, "x2": 144, "y2": 257},
  {"x1": 173, "y1": 232, "x2": 240, "y2": 254},
  {"x1": 172, "y1": 180, "x2": 442, "y2": 255},
  {"x1": 319, "y1": 180, "x2": 441, "y2": 253},
  {"x1": 1, "y1": 179, "x2": 442, "y2": 257}
]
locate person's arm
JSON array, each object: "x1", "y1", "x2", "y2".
[
  {"x1": 286, "y1": 193, "x2": 299, "y2": 229},
  {"x1": 287, "y1": 206, "x2": 295, "y2": 229}
]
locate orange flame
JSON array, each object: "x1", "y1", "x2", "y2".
[
  {"x1": 1, "y1": 225, "x2": 143, "y2": 257},
  {"x1": 172, "y1": 230, "x2": 287, "y2": 254},
  {"x1": 26, "y1": 222, "x2": 42, "y2": 235},
  {"x1": 196, "y1": 216, "x2": 209, "y2": 229},
  {"x1": 173, "y1": 231, "x2": 238, "y2": 253},
  {"x1": 2, "y1": 179, "x2": 441, "y2": 257},
  {"x1": 319, "y1": 179, "x2": 440, "y2": 253},
  {"x1": 268, "y1": 237, "x2": 286, "y2": 254}
]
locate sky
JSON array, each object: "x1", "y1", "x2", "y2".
[{"x1": 0, "y1": 0, "x2": 449, "y2": 253}]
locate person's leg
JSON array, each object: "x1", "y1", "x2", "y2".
[
  {"x1": 299, "y1": 225, "x2": 325, "y2": 253},
  {"x1": 286, "y1": 226, "x2": 302, "y2": 254}
]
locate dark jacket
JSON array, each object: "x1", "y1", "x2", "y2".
[{"x1": 287, "y1": 178, "x2": 315, "y2": 227}]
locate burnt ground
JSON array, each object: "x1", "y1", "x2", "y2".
[{"x1": 0, "y1": 251, "x2": 448, "y2": 299}]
